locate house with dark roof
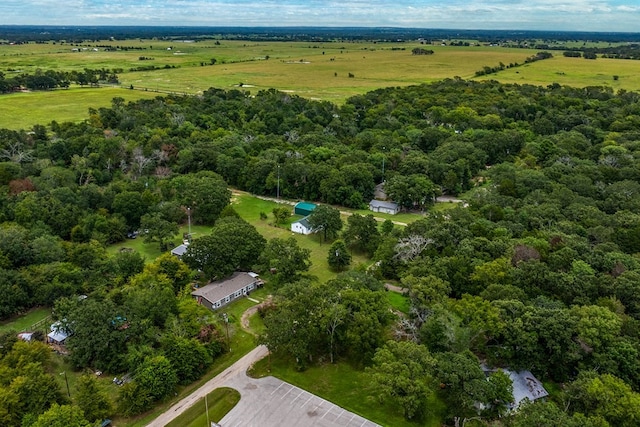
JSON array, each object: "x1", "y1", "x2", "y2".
[
  {"x1": 291, "y1": 216, "x2": 315, "y2": 235},
  {"x1": 369, "y1": 199, "x2": 400, "y2": 215},
  {"x1": 192, "y1": 272, "x2": 263, "y2": 310}
]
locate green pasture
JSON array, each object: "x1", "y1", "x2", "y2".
[
  {"x1": 249, "y1": 355, "x2": 445, "y2": 427},
  {"x1": 0, "y1": 87, "x2": 159, "y2": 130},
  {"x1": 0, "y1": 307, "x2": 51, "y2": 333},
  {"x1": 482, "y1": 56, "x2": 640, "y2": 90},
  {"x1": 165, "y1": 387, "x2": 240, "y2": 427}
]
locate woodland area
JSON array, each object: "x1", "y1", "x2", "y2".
[{"x1": 2, "y1": 78, "x2": 640, "y2": 425}]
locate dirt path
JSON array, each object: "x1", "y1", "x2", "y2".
[
  {"x1": 384, "y1": 283, "x2": 408, "y2": 294},
  {"x1": 240, "y1": 296, "x2": 272, "y2": 336}
]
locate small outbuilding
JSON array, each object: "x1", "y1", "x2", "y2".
[
  {"x1": 171, "y1": 242, "x2": 189, "y2": 258},
  {"x1": 369, "y1": 199, "x2": 400, "y2": 215},
  {"x1": 192, "y1": 272, "x2": 263, "y2": 310},
  {"x1": 291, "y1": 217, "x2": 314, "y2": 235},
  {"x1": 47, "y1": 322, "x2": 70, "y2": 345},
  {"x1": 294, "y1": 202, "x2": 317, "y2": 217}
]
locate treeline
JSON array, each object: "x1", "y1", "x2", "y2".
[
  {"x1": 562, "y1": 44, "x2": 640, "y2": 60},
  {"x1": 411, "y1": 47, "x2": 434, "y2": 55},
  {"x1": 475, "y1": 51, "x2": 552, "y2": 76},
  {"x1": 0, "y1": 68, "x2": 119, "y2": 93}
]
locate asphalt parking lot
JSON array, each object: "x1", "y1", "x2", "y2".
[
  {"x1": 148, "y1": 346, "x2": 381, "y2": 427},
  {"x1": 220, "y1": 373, "x2": 380, "y2": 427}
]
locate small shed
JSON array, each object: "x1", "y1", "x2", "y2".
[
  {"x1": 291, "y1": 217, "x2": 314, "y2": 235},
  {"x1": 47, "y1": 322, "x2": 70, "y2": 345},
  {"x1": 171, "y1": 243, "x2": 189, "y2": 258},
  {"x1": 294, "y1": 202, "x2": 317, "y2": 217},
  {"x1": 369, "y1": 199, "x2": 400, "y2": 215}
]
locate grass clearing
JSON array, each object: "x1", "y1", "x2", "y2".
[
  {"x1": 386, "y1": 291, "x2": 410, "y2": 315},
  {"x1": 0, "y1": 87, "x2": 159, "y2": 130},
  {"x1": 165, "y1": 387, "x2": 240, "y2": 427},
  {"x1": 231, "y1": 193, "x2": 371, "y2": 283},
  {"x1": 0, "y1": 307, "x2": 51, "y2": 333}
]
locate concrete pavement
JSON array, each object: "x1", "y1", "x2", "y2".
[{"x1": 146, "y1": 345, "x2": 381, "y2": 427}]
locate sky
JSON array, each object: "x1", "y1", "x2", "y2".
[{"x1": 2, "y1": 0, "x2": 640, "y2": 33}]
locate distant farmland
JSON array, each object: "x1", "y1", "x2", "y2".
[{"x1": 1, "y1": 39, "x2": 640, "y2": 130}]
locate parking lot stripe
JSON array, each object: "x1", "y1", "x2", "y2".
[{"x1": 270, "y1": 381, "x2": 284, "y2": 395}]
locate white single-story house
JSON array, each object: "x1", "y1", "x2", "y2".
[
  {"x1": 47, "y1": 321, "x2": 70, "y2": 345},
  {"x1": 192, "y1": 272, "x2": 263, "y2": 311},
  {"x1": 369, "y1": 199, "x2": 400, "y2": 215},
  {"x1": 291, "y1": 216, "x2": 315, "y2": 235}
]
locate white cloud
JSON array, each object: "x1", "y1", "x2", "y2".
[{"x1": 1, "y1": 0, "x2": 639, "y2": 31}]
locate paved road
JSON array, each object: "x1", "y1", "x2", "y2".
[
  {"x1": 147, "y1": 346, "x2": 269, "y2": 427},
  {"x1": 146, "y1": 345, "x2": 380, "y2": 427}
]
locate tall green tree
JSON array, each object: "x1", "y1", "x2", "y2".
[
  {"x1": 256, "y1": 237, "x2": 311, "y2": 285},
  {"x1": 327, "y1": 240, "x2": 351, "y2": 271},
  {"x1": 343, "y1": 213, "x2": 381, "y2": 256},
  {"x1": 75, "y1": 374, "x2": 113, "y2": 422},
  {"x1": 30, "y1": 404, "x2": 91, "y2": 427},
  {"x1": 170, "y1": 172, "x2": 231, "y2": 225},
  {"x1": 307, "y1": 204, "x2": 343, "y2": 242},
  {"x1": 368, "y1": 340, "x2": 434, "y2": 420},
  {"x1": 182, "y1": 216, "x2": 266, "y2": 279},
  {"x1": 140, "y1": 212, "x2": 179, "y2": 251}
]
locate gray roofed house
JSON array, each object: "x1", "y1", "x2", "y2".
[
  {"x1": 291, "y1": 216, "x2": 314, "y2": 235},
  {"x1": 171, "y1": 243, "x2": 189, "y2": 258},
  {"x1": 369, "y1": 199, "x2": 400, "y2": 215},
  {"x1": 508, "y1": 370, "x2": 549, "y2": 410},
  {"x1": 47, "y1": 321, "x2": 70, "y2": 345},
  {"x1": 192, "y1": 272, "x2": 263, "y2": 310}
]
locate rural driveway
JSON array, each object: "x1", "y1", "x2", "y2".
[{"x1": 146, "y1": 345, "x2": 380, "y2": 427}]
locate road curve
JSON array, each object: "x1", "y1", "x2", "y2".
[{"x1": 146, "y1": 345, "x2": 269, "y2": 427}]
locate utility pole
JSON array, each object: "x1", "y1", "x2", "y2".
[
  {"x1": 205, "y1": 394, "x2": 210, "y2": 427},
  {"x1": 276, "y1": 164, "x2": 280, "y2": 199},
  {"x1": 223, "y1": 313, "x2": 230, "y2": 351},
  {"x1": 382, "y1": 146, "x2": 386, "y2": 182},
  {"x1": 60, "y1": 372, "x2": 70, "y2": 397},
  {"x1": 187, "y1": 206, "x2": 191, "y2": 239}
]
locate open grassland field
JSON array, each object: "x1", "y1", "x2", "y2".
[
  {"x1": 3, "y1": 39, "x2": 640, "y2": 129},
  {"x1": 489, "y1": 56, "x2": 640, "y2": 89},
  {"x1": 0, "y1": 87, "x2": 159, "y2": 130}
]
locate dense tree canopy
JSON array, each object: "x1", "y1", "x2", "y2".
[{"x1": 3, "y1": 75, "x2": 640, "y2": 425}]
